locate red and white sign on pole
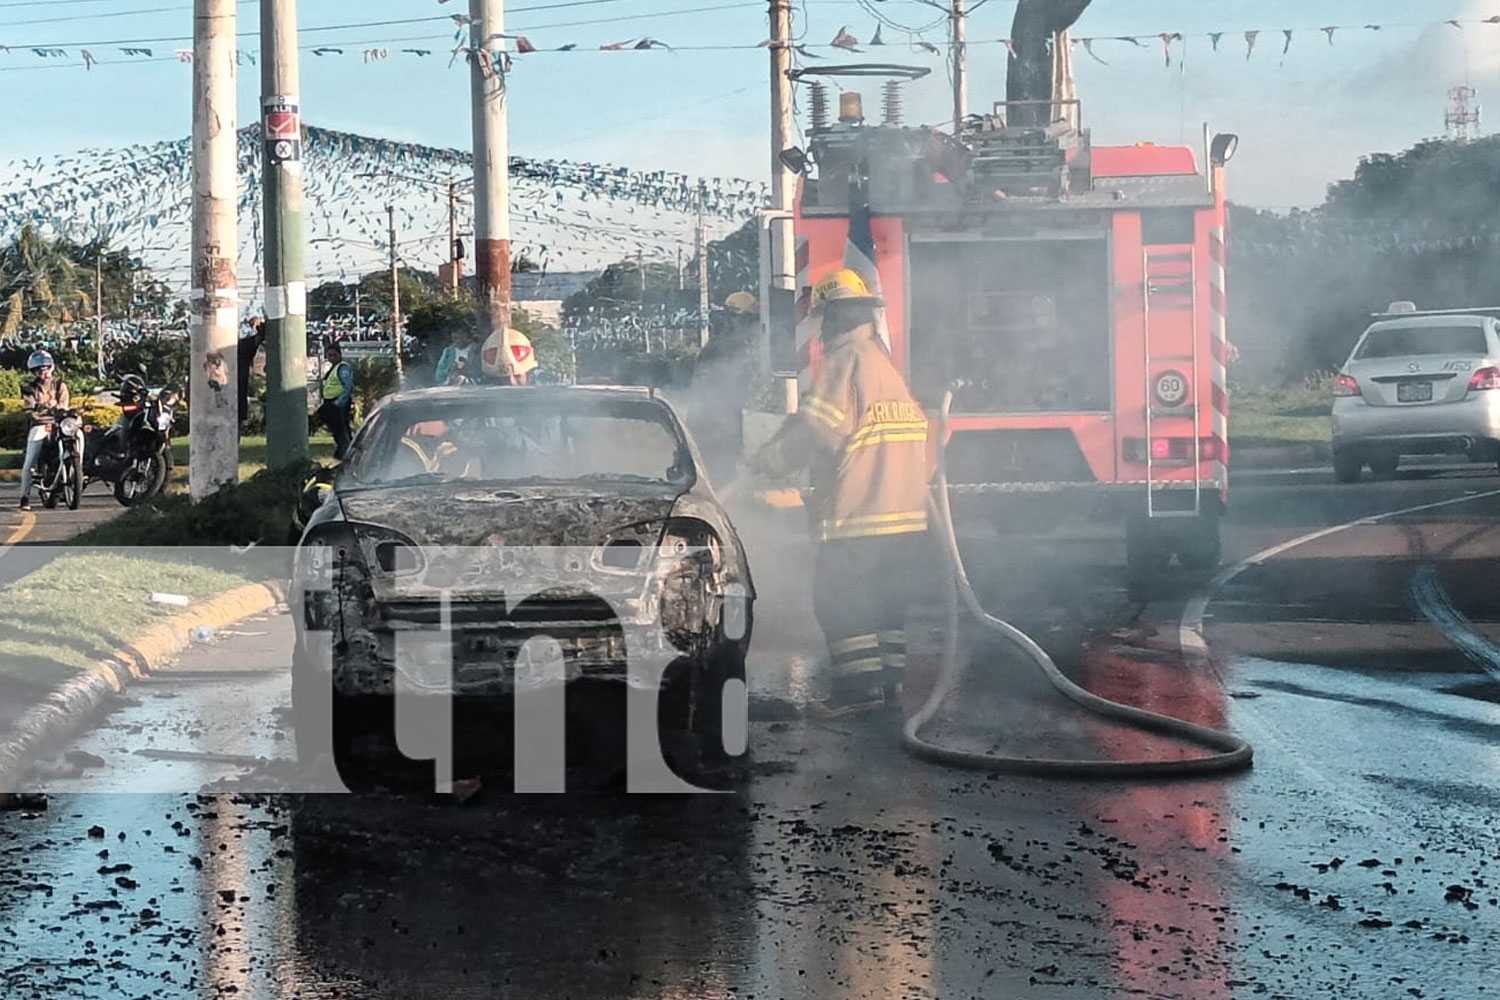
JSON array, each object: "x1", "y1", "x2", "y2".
[{"x1": 263, "y1": 95, "x2": 301, "y2": 164}]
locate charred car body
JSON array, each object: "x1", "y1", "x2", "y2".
[{"x1": 290, "y1": 385, "x2": 756, "y2": 787}]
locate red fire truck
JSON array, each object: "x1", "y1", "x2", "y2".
[{"x1": 772, "y1": 68, "x2": 1238, "y2": 582}]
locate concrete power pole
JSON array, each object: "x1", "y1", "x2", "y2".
[
  {"x1": 448, "y1": 178, "x2": 460, "y2": 300},
  {"x1": 189, "y1": 0, "x2": 239, "y2": 499},
  {"x1": 260, "y1": 0, "x2": 310, "y2": 467},
  {"x1": 697, "y1": 194, "x2": 710, "y2": 348},
  {"x1": 951, "y1": 0, "x2": 967, "y2": 134},
  {"x1": 387, "y1": 204, "x2": 403, "y2": 382},
  {"x1": 769, "y1": 0, "x2": 797, "y2": 413},
  {"x1": 469, "y1": 0, "x2": 512, "y2": 345}
]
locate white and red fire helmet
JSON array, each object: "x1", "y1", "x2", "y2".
[{"x1": 481, "y1": 327, "x2": 538, "y2": 379}]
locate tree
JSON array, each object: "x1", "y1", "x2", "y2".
[
  {"x1": 0, "y1": 226, "x2": 173, "y2": 337},
  {"x1": 0, "y1": 225, "x2": 90, "y2": 336},
  {"x1": 1006, "y1": 0, "x2": 1094, "y2": 126}
]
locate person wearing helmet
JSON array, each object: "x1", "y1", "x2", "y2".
[
  {"x1": 480, "y1": 327, "x2": 538, "y2": 385},
  {"x1": 19, "y1": 350, "x2": 71, "y2": 510},
  {"x1": 747, "y1": 268, "x2": 932, "y2": 717}
]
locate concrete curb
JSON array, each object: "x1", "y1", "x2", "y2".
[{"x1": 0, "y1": 579, "x2": 287, "y2": 795}]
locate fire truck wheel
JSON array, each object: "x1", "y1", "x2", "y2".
[
  {"x1": 1173, "y1": 515, "x2": 1222, "y2": 574},
  {"x1": 1125, "y1": 518, "x2": 1170, "y2": 585},
  {"x1": 1332, "y1": 448, "x2": 1363, "y2": 483}
]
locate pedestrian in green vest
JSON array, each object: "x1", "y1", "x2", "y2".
[{"x1": 317, "y1": 341, "x2": 355, "y2": 460}]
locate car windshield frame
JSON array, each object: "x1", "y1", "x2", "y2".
[
  {"x1": 1352, "y1": 323, "x2": 1491, "y2": 360},
  {"x1": 340, "y1": 394, "x2": 697, "y2": 492}
]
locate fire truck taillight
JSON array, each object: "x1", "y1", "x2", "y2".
[
  {"x1": 1332, "y1": 373, "x2": 1363, "y2": 397},
  {"x1": 1124, "y1": 438, "x2": 1222, "y2": 463}
]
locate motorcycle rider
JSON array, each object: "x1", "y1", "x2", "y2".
[{"x1": 19, "y1": 350, "x2": 71, "y2": 511}]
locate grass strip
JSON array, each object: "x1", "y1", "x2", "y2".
[{"x1": 0, "y1": 553, "x2": 247, "y2": 690}]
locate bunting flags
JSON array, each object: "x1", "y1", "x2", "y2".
[
  {"x1": 0, "y1": 125, "x2": 765, "y2": 298},
  {"x1": 2, "y1": 9, "x2": 1500, "y2": 75}
]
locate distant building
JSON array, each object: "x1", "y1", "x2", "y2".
[{"x1": 509, "y1": 271, "x2": 597, "y2": 329}]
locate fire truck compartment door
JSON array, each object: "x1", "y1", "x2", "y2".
[{"x1": 906, "y1": 234, "x2": 1112, "y2": 417}]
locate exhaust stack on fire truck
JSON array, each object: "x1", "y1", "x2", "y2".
[{"x1": 769, "y1": 68, "x2": 1238, "y2": 583}]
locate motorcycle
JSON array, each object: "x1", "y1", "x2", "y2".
[
  {"x1": 84, "y1": 376, "x2": 180, "y2": 507},
  {"x1": 31, "y1": 408, "x2": 86, "y2": 512}
]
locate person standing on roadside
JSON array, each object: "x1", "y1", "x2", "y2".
[
  {"x1": 317, "y1": 341, "x2": 355, "y2": 460},
  {"x1": 238, "y1": 316, "x2": 266, "y2": 436}
]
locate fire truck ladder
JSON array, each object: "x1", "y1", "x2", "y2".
[{"x1": 1142, "y1": 246, "x2": 1201, "y2": 519}]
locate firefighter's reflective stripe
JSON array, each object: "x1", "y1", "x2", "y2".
[
  {"x1": 801, "y1": 395, "x2": 845, "y2": 430},
  {"x1": 818, "y1": 509, "x2": 927, "y2": 542},
  {"x1": 877, "y1": 629, "x2": 906, "y2": 670},
  {"x1": 847, "y1": 419, "x2": 927, "y2": 451},
  {"x1": 829, "y1": 632, "x2": 883, "y2": 678},
  {"x1": 398, "y1": 436, "x2": 435, "y2": 471}
]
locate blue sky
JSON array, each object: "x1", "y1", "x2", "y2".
[{"x1": 0, "y1": 0, "x2": 1492, "y2": 207}]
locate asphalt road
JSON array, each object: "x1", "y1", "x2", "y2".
[{"x1": 2, "y1": 461, "x2": 1498, "y2": 999}]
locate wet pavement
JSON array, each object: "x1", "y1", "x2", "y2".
[{"x1": 2, "y1": 464, "x2": 1499, "y2": 998}]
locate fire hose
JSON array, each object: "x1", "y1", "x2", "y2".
[{"x1": 902, "y1": 390, "x2": 1254, "y2": 777}]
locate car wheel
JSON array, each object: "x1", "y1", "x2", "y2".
[
  {"x1": 1333, "y1": 448, "x2": 1363, "y2": 483},
  {"x1": 1368, "y1": 450, "x2": 1399, "y2": 480}
]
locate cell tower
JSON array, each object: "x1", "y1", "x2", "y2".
[{"x1": 1445, "y1": 85, "x2": 1481, "y2": 142}]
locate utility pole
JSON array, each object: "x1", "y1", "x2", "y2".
[
  {"x1": 94, "y1": 254, "x2": 104, "y2": 377},
  {"x1": 189, "y1": 0, "x2": 239, "y2": 499},
  {"x1": 469, "y1": 0, "x2": 511, "y2": 345},
  {"x1": 448, "y1": 178, "x2": 460, "y2": 299},
  {"x1": 951, "y1": 0, "x2": 967, "y2": 134},
  {"x1": 387, "y1": 204, "x2": 403, "y2": 382},
  {"x1": 769, "y1": 0, "x2": 797, "y2": 412},
  {"x1": 261, "y1": 0, "x2": 310, "y2": 466},
  {"x1": 697, "y1": 190, "x2": 710, "y2": 349}
]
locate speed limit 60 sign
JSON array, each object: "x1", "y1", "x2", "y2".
[{"x1": 1153, "y1": 370, "x2": 1190, "y2": 407}]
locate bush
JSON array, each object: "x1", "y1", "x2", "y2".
[
  {"x1": 71, "y1": 460, "x2": 321, "y2": 547},
  {"x1": 350, "y1": 358, "x2": 399, "y2": 423},
  {"x1": 111, "y1": 337, "x2": 190, "y2": 390},
  {"x1": 0, "y1": 368, "x2": 23, "y2": 399}
]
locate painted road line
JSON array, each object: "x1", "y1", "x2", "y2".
[
  {"x1": 1179, "y1": 487, "x2": 1500, "y2": 658},
  {"x1": 1, "y1": 509, "x2": 36, "y2": 554}
]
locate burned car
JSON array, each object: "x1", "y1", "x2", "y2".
[{"x1": 290, "y1": 385, "x2": 755, "y2": 788}]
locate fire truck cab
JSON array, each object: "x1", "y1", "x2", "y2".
[{"x1": 778, "y1": 78, "x2": 1237, "y2": 583}]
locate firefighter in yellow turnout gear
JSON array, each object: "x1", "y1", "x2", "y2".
[{"x1": 750, "y1": 268, "x2": 933, "y2": 716}]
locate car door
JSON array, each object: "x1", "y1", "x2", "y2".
[{"x1": 1344, "y1": 321, "x2": 1495, "y2": 407}]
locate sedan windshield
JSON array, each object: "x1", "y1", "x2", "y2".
[
  {"x1": 344, "y1": 395, "x2": 692, "y2": 488},
  {"x1": 1354, "y1": 324, "x2": 1489, "y2": 359}
]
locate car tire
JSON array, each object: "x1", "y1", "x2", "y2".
[
  {"x1": 1368, "y1": 450, "x2": 1399, "y2": 480},
  {"x1": 1333, "y1": 448, "x2": 1363, "y2": 483}
]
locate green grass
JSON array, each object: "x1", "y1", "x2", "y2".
[
  {"x1": 1228, "y1": 384, "x2": 1333, "y2": 451},
  {"x1": 164, "y1": 435, "x2": 339, "y2": 489},
  {"x1": 0, "y1": 554, "x2": 247, "y2": 690}
]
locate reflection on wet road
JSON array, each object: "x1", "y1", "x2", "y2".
[{"x1": 1, "y1": 469, "x2": 1497, "y2": 998}]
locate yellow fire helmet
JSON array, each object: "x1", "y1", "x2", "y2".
[
  {"x1": 724, "y1": 290, "x2": 759, "y2": 315},
  {"x1": 811, "y1": 267, "x2": 883, "y2": 309},
  {"x1": 481, "y1": 327, "x2": 539, "y2": 378}
]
